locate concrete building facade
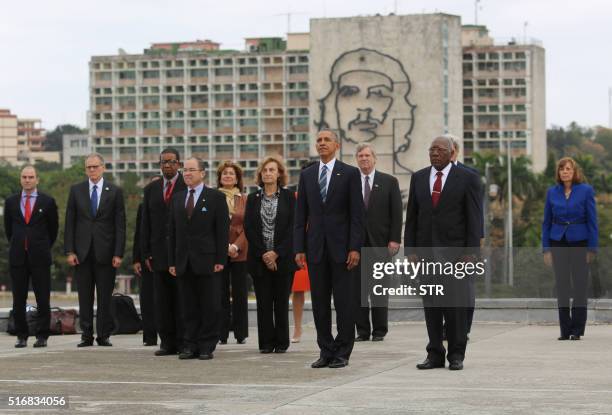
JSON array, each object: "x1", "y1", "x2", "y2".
[
  {"x1": 309, "y1": 14, "x2": 464, "y2": 194},
  {"x1": 0, "y1": 109, "x2": 18, "y2": 165},
  {"x1": 62, "y1": 133, "x2": 91, "y2": 169},
  {"x1": 462, "y1": 25, "x2": 546, "y2": 172},
  {"x1": 89, "y1": 34, "x2": 311, "y2": 188},
  {"x1": 16, "y1": 118, "x2": 46, "y2": 162}
]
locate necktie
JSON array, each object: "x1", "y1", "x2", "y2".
[
  {"x1": 432, "y1": 171, "x2": 443, "y2": 208},
  {"x1": 24, "y1": 194, "x2": 32, "y2": 224},
  {"x1": 319, "y1": 165, "x2": 328, "y2": 203},
  {"x1": 91, "y1": 185, "x2": 98, "y2": 217},
  {"x1": 363, "y1": 175, "x2": 371, "y2": 208},
  {"x1": 186, "y1": 189, "x2": 195, "y2": 219},
  {"x1": 164, "y1": 180, "x2": 172, "y2": 204}
]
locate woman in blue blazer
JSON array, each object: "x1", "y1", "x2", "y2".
[{"x1": 542, "y1": 157, "x2": 598, "y2": 341}]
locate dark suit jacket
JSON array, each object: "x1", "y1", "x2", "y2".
[
  {"x1": 244, "y1": 187, "x2": 296, "y2": 275},
  {"x1": 140, "y1": 174, "x2": 186, "y2": 271},
  {"x1": 456, "y1": 161, "x2": 484, "y2": 238},
  {"x1": 4, "y1": 191, "x2": 58, "y2": 267},
  {"x1": 404, "y1": 164, "x2": 481, "y2": 249},
  {"x1": 133, "y1": 203, "x2": 144, "y2": 264},
  {"x1": 64, "y1": 179, "x2": 126, "y2": 264},
  {"x1": 364, "y1": 171, "x2": 403, "y2": 253},
  {"x1": 294, "y1": 159, "x2": 365, "y2": 263},
  {"x1": 168, "y1": 186, "x2": 230, "y2": 276}
]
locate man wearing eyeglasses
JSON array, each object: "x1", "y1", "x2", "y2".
[
  {"x1": 64, "y1": 153, "x2": 126, "y2": 347},
  {"x1": 168, "y1": 157, "x2": 229, "y2": 360},
  {"x1": 140, "y1": 148, "x2": 186, "y2": 356}
]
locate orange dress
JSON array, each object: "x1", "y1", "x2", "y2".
[{"x1": 292, "y1": 264, "x2": 310, "y2": 292}]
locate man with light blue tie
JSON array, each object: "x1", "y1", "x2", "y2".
[{"x1": 64, "y1": 153, "x2": 126, "y2": 347}]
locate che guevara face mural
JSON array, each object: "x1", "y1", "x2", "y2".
[{"x1": 315, "y1": 48, "x2": 416, "y2": 174}]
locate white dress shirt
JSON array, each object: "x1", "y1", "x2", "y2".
[
  {"x1": 318, "y1": 158, "x2": 336, "y2": 194},
  {"x1": 360, "y1": 169, "x2": 376, "y2": 199},
  {"x1": 429, "y1": 162, "x2": 452, "y2": 195},
  {"x1": 89, "y1": 177, "x2": 104, "y2": 209}
]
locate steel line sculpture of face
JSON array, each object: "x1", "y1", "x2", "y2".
[{"x1": 316, "y1": 48, "x2": 416, "y2": 174}]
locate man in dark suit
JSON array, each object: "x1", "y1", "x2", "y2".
[
  {"x1": 133, "y1": 175, "x2": 162, "y2": 346},
  {"x1": 65, "y1": 153, "x2": 126, "y2": 347},
  {"x1": 294, "y1": 129, "x2": 365, "y2": 369},
  {"x1": 140, "y1": 148, "x2": 186, "y2": 356},
  {"x1": 4, "y1": 165, "x2": 58, "y2": 348},
  {"x1": 404, "y1": 136, "x2": 480, "y2": 371},
  {"x1": 168, "y1": 157, "x2": 229, "y2": 360},
  {"x1": 353, "y1": 143, "x2": 402, "y2": 342},
  {"x1": 449, "y1": 135, "x2": 483, "y2": 337}
]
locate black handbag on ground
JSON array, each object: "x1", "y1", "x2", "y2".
[{"x1": 110, "y1": 293, "x2": 142, "y2": 334}]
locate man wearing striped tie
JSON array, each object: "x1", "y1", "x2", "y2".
[{"x1": 294, "y1": 129, "x2": 365, "y2": 369}]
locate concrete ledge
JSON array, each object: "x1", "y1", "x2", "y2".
[{"x1": 2, "y1": 298, "x2": 611, "y2": 332}]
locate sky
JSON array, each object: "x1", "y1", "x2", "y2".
[{"x1": 1, "y1": 0, "x2": 611, "y2": 130}]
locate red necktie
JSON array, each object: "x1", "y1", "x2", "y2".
[
  {"x1": 186, "y1": 189, "x2": 195, "y2": 219},
  {"x1": 24, "y1": 195, "x2": 32, "y2": 250},
  {"x1": 431, "y1": 171, "x2": 443, "y2": 208},
  {"x1": 164, "y1": 180, "x2": 173, "y2": 204},
  {"x1": 24, "y1": 195, "x2": 32, "y2": 224}
]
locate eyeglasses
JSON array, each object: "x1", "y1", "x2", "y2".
[
  {"x1": 183, "y1": 168, "x2": 202, "y2": 173},
  {"x1": 86, "y1": 165, "x2": 102, "y2": 170},
  {"x1": 159, "y1": 160, "x2": 179, "y2": 166}
]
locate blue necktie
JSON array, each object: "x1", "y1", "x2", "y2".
[
  {"x1": 319, "y1": 165, "x2": 328, "y2": 203},
  {"x1": 91, "y1": 185, "x2": 98, "y2": 217}
]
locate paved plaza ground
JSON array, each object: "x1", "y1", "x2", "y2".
[{"x1": 0, "y1": 322, "x2": 611, "y2": 414}]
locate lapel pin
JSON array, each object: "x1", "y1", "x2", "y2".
[
  {"x1": 336, "y1": 173, "x2": 341, "y2": 176},
  {"x1": 374, "y1": 184, "x2": 380, "y2": 188},
  {"x1": 105, "y1": 187, "x2": 110, "y2": 191},
  {"x1": 201, "y1": 207, "x2": 208, "y2": 212},
  {"x1": 39, "y1": 209, "x2": 43, "y2": 212}
]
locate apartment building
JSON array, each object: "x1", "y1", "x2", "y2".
[
  {"x1": 0, "y1": 109, "x2": 19, "y2": 164},
  {"x1": 462, "y1": 25, "x2": 546, "y2": 172},
  {"x1": 89, "y1": 34, "x2": 311, "y2": 188}
]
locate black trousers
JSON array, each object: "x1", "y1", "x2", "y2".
[
  {"x1": 219, "y1": 261, "x2": 249, "y2": 342},
  {"x1": 252, "y1": 263, "x2": 293, "y2": 351},
  {"x1": 177, "y1": 264, "x2": 222, "y2": 354},
  {"x1": 423, "y1": 302, "x2": 468, "y2": 363},
  {"x1": 76, "y1": 250, "x2": 116, "y2": 340},
  {"x1": 308, "y1": 246, "x2": 355, "y2": 361},
  {"x1": 550, "y1": 238, "x2": 589, "y2": 337},
  {"x1": 139, "y1": 268, "x2": 157, "y2": 344},
  {"x1": 154, "y1": 270, "x2": 183, "y2": 351},
  {"x1": 355, "y1": 266, "x2": 389, "y2": 339},
  {"x1": 10, "y1": 255, "x2": 51, "y2": 340}
]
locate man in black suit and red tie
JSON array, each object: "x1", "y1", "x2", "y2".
[
  {"x1": 404, "y1": 136, "x2": 481, "y2": 371},
  {"x1": 168, "y1": 157, "x2": 229, "y2": 361},
  {"x1": 4, "y1": 165, "x2": 58, "y2": 348},
  {"x1": 353, "y1": 143, "x2": 403, "y2": 343},
  {"x1": 294, "y1": 129, "x2": 365, "y2": 369},
  {"x1": 140, "y1": 148, "x2": 186, "y2": 356},
  {"x1": 64, "y1": 153, "x2": 126, "y2": 347}
]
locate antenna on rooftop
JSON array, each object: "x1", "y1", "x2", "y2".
[
  {"x1": 273, "y1": 11, "x2": 306, "y2": 33},
  {"x1": 475, "y1": 0, "x2": 482, "y2": 25}
]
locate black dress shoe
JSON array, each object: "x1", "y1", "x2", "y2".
[
  {"x1": 178, "y1": 350, "x2": 199, "y2": 360},
  {"x1": 15, "y1": 338, "x2": 27, "y2": 348},
  {"x1": 77, "y1": 339, "x2": 94, "y2": 348},
  {"x1": 154, "y1": 348, "x2": 177, "y2": 356},
  {"x1": 329, "y1": 357, "x2": 349, "y2": 368},
  {"x1": 260, "y1": 348, "x2": 274, "y2": 354},
  {"x1": 198, "y1": 353, "x2": 214, "y2": 360},
  {"x1": 144, "y1": 341, "x2": 157, "y2": 346},
  {"x1": 355, "y1": 336, "x2": 369, "y2": 342},
  {"x1": 33, "y1": 338, "x2": 47, "y2": 348},
  {"x1": 371, "y1": 336, "x2": 384, "y2": 342},
  {"x1": 558, "y1": 336, "x2": 570, "y2": 341},
  {"x1": 96, "y1": 338, "x2": 113, "y2": 347},
  {"x1": 311, "y1": 357, "x2": 331, "y2": 368},
  {"x1": 274, "y1": 348, "x2": 287, "y2": 353},
  {"x1": 416, "y1": 359, "x2": 445, "y2": 370},
  {"x1": 236, "y1": 338, "x2": 247, "y2": 344},
  {"x1": 219, "y1": 339, "x2": 228, "y2": 345},
  {"x1": 570, "y1": 335, "x2": 581, "y2": 340},
  {"x1": 449, "y1": 360, "x2": 464, "y2": 371}
]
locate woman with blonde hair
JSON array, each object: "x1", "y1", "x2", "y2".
[{"x1": 542, "y1": 157, "x2": 598, "y2": 341}]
